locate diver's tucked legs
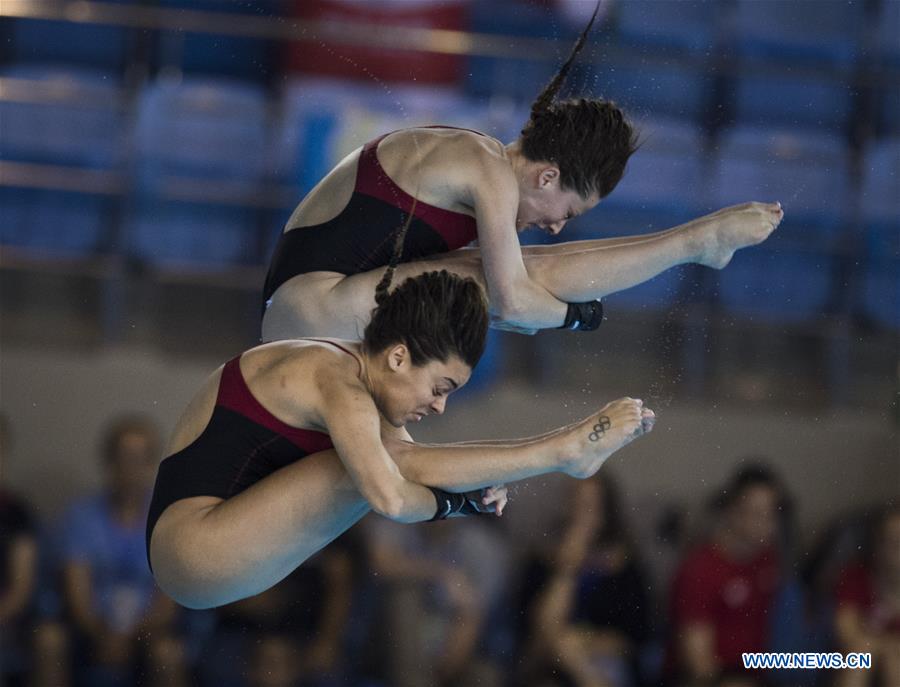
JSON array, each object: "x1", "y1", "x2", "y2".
[
  {"x1": 261, "y1": 202, "x2": 783, "y2": 341},
  {"x1": 149, "y1": 447, "x2": 369, "y2": 609},
  {"x1": 149, "y1": 399, "x2": 649, "y2": 608},
  {"x1": 521, "y1": 202, "x2": 782, "y2": 301}
]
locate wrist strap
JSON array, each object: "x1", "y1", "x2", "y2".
[
  {"x1": 429, "y1": 487, "x2": 461, "y2": 520},
  {"x1": 428, "y1": 487, "x2": 487, "y2": 520},
  {"x1": 559, "y1": 300, "x2": 604, "y2": 331}
]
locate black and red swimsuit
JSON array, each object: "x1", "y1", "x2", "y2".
[
  {"x1": 146, "y1": 341, "x2": 356, "y2": 567},
  {"x1": 262, "y1": 128, "x2": 480, "y2": 309}
]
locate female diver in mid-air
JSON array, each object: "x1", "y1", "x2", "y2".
[
  {"x1": 147, "y1": 223, "x2": 656, "y2": 609},
  {"x1": 261, "y1": 3, "x2": 783, "y2": 341}
]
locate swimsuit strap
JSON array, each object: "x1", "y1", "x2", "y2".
[
  {"x1": 423, "y1": 124, "x2": 488, "y2": 136},
  {"x1": 304, "y1": 338, "x2": 364, "y2": 377}
]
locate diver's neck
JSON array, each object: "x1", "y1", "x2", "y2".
[
  {"x1": 505, "y1": 140, "x2": 525, "y2": 172},
  {"x1": 357, "y1": 349, "x2": 378, "y2": 397}
]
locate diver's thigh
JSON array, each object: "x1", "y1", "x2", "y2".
[
  {"x1": 262, "y1": 272, "x2": 361, "y2": 341},
  {"x1": 265, "y1": 250, "x2": 488, "y2": 341}
]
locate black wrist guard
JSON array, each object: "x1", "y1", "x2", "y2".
[
  {"x1": 559, "y1": 300, "x2": 604, "y2": 331},
  {"x1": 428, "y1": 487, "x2": 488, "y2": 520}
]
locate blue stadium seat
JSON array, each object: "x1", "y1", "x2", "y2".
[
  {"x1": 861, "y1": 262, "x2": 900, "y2": 330},
  {"x1": 8, "y1": 2, "x2": 135, "y2": 73},
  {"x1": 463, "y1": 0, "x2": 559, "y2": 102},
  {"x1": 0, "y1": 188, "x2": 116, "y2": 256},
  {"x1": 715, "y1": 250, "x2": 838, "y2": 324},
  {"x1": 731, "y1": 68, "x2": 855, "y2": 132},
  {"x1": 711, "y1": 126, "x2": 850, "y2": 323},
  {"x1": 155, "y1": 1, "x2": 275, "y2": 82},
  {"x1": 597, "y1": 55, "x2": 714, "y2": 121},
  {"x1": 858, "y1": 138, "x2": 900, "y2": 329},
  {"x1": 875, "y1": 0, "x2": 900, "y2": 65},
  {"x1": 876, "y1": 0, "x2": 900, "y2": 135},
  {"x1": 714, "y1": 126, "x2": 849, "y2": 235},
  {"x1": 129, "y1": 201, "x2": 258, "y2": 266},
  {"x1": 728, "y1": 0, "x2": 862, "y2": 131},
  {"x1": 0, "y1": 66, "x2": 123, "y2": 167},
  {"x1": 615, "y1": 0, "x2": 717, "y2": 54},
  {"x1": 128, "y1": 77, "x2": 269, "y2": 266},
  {"x1": 731, "y1": 0, "x2": 863, "y2": 66},
  {"x1": 0, "y1": 66, "x2": 123, "y2": 255},
  {"x1": 860, "y1": 138, "x2": 900, "y2": 226},
  {"x1": 880, "y1": 81, "x2": 900, "y2": 137},
  {"x1": 135, "y1": 77, "x2": 268, "y2": 181}
]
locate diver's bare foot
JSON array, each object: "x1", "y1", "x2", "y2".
[
  {"x1": 560, "y1": 398, "x2": 655, "y2": 479},
  {"x1": 690, "y1": 202, "x2": 784, "y2": 269}
]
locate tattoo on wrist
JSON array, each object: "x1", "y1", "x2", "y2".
[{"x1": 588, "y1": 416, "x2": 611, "y2": 442}]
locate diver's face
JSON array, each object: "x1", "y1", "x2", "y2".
[
  {"x1": 377, "y1": 346, "x2": 471, "y2": 427},
  {"x1": 516, "y1": 167, "x2": 599, "y2": 235}
]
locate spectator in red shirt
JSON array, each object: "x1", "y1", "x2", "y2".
[
  {"x1": 668, "y1": 463, "x2": 786, "y2": 684},
  {"x1": 834, "y1": 504, "x2": 900, "y2": 687}
]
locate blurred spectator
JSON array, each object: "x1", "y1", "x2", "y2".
[
  {"x1": 765, "y1": 508, "x2": 867, "y2": 687},
  {"x1": 199, "y1": 539, "x2": 355, "y2": 687},
  {"x1": 362, "y1": 514, "x2": 511, "y2": 687},
  {"x1": 833, "y1": 503, "x2": 900, "y2": 687},
  {"x1": 29, "y1": 620, "x2": 72, "y2": 687},
  {"x1": 55, "y1": 414, "x2": 189, "y2": 687},
  {"x1": 667, "y1": 463, "x2": 786, "y2": 685},
  {"x1": 516, "y1": 474, "x2": 651, "y2": 687},
  {"x1": 0, "y1": 414, "x2": 39, "y2": 687}
]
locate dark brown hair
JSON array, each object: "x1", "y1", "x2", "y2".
[
  {"x1": 715, "y1": 462, "x2": 786, "y2": 513},
  {"x1": 363, "y1": 210, "x2": 488, "y2": 370},
  {"x1": 520, "y1": 2, "x2": 639, "y2": 199}
]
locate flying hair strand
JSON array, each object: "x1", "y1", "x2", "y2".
[{"x1": 530, "y1": 0, "x2": 602, "y2": 117}]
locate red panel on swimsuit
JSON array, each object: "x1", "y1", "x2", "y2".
[{"x1": 216, "y1": 357, "x2": 334, "y2": 454}]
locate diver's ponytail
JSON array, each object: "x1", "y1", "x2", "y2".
[
  {"x1": 519, "y1": 0, "x2": 635, "y2": 201},
  {"x1": 373, "y1": 198, "x2": 417, "y2": 306},
  {"x1": 529, "y1": 0, "x2": 601, "y2": 118},
  {"x1": 364, "y1": 201, "x2": 487, "y2": 370}
]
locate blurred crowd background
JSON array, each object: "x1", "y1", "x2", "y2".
[{"x1": 0, "y1": 1, "x2": 898, "y2": 686}]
